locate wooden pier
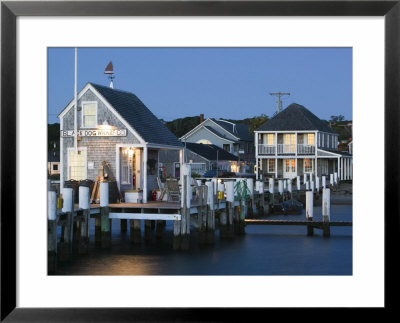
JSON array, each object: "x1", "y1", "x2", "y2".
[{"x1": 48, "y1": 172, "x2": 351, "y2": 273}]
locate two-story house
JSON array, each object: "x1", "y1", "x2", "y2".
[
  {"x1": 180, "y1": 117, "x2": 254, "y2": 172},
  {"x1": 58, "y1": 82, "x2": 183, "y2": 202},
  {"x1": 255, "y1": 103, "x2": 352, "y2": 181}
]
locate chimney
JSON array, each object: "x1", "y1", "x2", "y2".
[{"x1": 200, "y1": 114, "x2": 204, "y2": 123}]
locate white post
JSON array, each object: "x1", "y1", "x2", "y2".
[
  {"x1": 143, "y1": 146, "x2": 148, "y2": 203},
  {"x1": 296, "y1": 176, "x2": 301, "y2": 191},
  {"x1": 278, "y1": 180, "x2": 283, "y2": 195},
  {"x1": 181, "y1": 164, "x2": 191, "y2": 208},
  {"x1": 310, "y1": 180, "x2": 314, "y2": 193},
  {"x1": 322, "y1": 175, "x2": 326, "y2": 188},
  {"x1": 48, "y1": 191, "x2": 57, "y2": 220},
  {"x1": 62, "y1": 188, "x2": 73, "y2": 213},
  {"x1": 100, "y1": 182, "x2": 109, "y2": 207},
  {"x1": 330, "y1": 173, "x2": 334, "y2": 186},
  {"x1": 334, "y1": 172, "x2": 338, "y2": 185},
  {"x1": 225, "y1": 181, "x2": 235, "y2": 203},
  {"x1": 269, "y1": 178, "x2": 274, "y2": 194},
  {"x1": 305, "y1": 191, "x2": 313, "y2": 220},
  {"x1": 79, "y1": 186, "x2": 90, "y2": 210},
  {"x1": 305, "y1": 181, "x2": 310, "y2": 190},
  {"x1": 322, "y1": 188, "x2": 331, "y2": 221},
  {"x1": 283, "y1": 179, "x2": 287, "y2": 192},
  {"x1": 316, "y1": 176, "x2": 320, "y2": 192},
  {"x1": 206, "y1": 181, "x2": 214, "y2": 209},
  {"x1": 303, "y1": 173, "x2": 308, "y2": 184},
  {"x1": 256, "y1": 180, "x2": 263, "y2": 193},
  {"x1": 288, "y1": 179, "x2": 292, "y2": 193},
  {"x1": 246, "y1": 178, "x2": 254, "y2": 196}
]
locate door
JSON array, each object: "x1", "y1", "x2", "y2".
[{"x1": 283, "y1": 159, "x2": 296, "y2": 179}]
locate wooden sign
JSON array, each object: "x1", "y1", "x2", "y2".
[{"x1": 60, "y1": 129, "x2": 127, "y2": 137}]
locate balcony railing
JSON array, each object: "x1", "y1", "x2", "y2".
[
  {"x1": 258, "y1": 144, "x2": 315, "y2": 155},
  {"x1": 297, "y1": 144, "x2": 315, "y2": 155},
  {"x1": 258, "y1": 144, "x2": 275, "y2": 155}
]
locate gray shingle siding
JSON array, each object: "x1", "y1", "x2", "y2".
[{"x1": 61, "y1": 88, "x2": 142, "y2": 183}]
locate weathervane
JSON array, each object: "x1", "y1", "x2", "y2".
[{"x1": 104, "y1": 61, "x2": 115, "y2": 88}]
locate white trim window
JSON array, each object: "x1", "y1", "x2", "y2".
[
  {"x1": 307, "y1": 133, "x2": 315, "y2": 145},
  {"x1": 304, "y1": 158, "x2": 313, "y2": 173},
  {"x1": 68, "y1": 148, "x2": 87, "y2": 180},
  {"x1": 268, "y1": 159, "x2": 275, "y2": 173},
  {"x1": 266, "y1": 134, "x2": 274, "y2": 145},
  {"x1": 121, "y1": 148, "x2": 131, "y2": 184},
  {"x1": 81, "y1": 101, "x2": 97, "y2": 128}
]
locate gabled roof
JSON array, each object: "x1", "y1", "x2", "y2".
[
  {"x1": 185, "y1": 143, "x2": 239, "y2": 161},
  {"x1": 211, "y1": 119, "x2": 253, "y2": 141},
  {"x1": 256, "y1": 103, "x2": 337, "y2": 134},
  {"x1": 203, "y1": 126, "x2": 235, "y2": 143},
  {"x1": 90, "y1": 83, "x2": 182, "y2": 147}
]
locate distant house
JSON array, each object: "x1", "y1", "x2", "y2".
[
  {"x1": 58, "y1": 82, "x2": 183, "y2": 202},
  {"x1": 159, "y1": 142, "x2": 239, "y2": 177},
  {"x1": 180, "y1": 117, "x2": 255, "y2": 172},
  {"x1": 255, "y1": 103, "x2": 352, "y2": 181},
  {"x1": 48, "y1": 150, "x2": 60, "y2": 176}
]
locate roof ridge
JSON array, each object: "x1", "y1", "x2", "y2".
[{"x1": 89, "y1": 82, "x2": 134, "y2": 95}]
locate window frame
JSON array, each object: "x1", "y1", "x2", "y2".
[
  {"x1": 303, "y1": 158, "x2": 313, "y2": 173},
  {"x1": 267, "y1": 159, "x2": 275, "y2": 173},
  {"x1": 67, "y1": 147, "x2": 87, "y2": 180},
  {"x1": 81, "y1": 101, "x2": 98, "y2": 129},
  {"x1": 121, "y1": 148, "x2": 131, "y2": 185}
]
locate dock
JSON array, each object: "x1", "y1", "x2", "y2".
[{"x1": 48, "y1": 172, "x2": 352, "y2": 273}]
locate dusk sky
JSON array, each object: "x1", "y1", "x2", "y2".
[{"x1": 48, "y1": 47, "x2": 352, "y2": 124}]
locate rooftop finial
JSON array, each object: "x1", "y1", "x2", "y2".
[{"x1": 104, "y1": 61, "x2": 115, "y2": 88}]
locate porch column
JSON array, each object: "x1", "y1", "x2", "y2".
[
  {"x1": 315, "y1": 158, "x2": 318, "y2": 179},
  {"x1": 143, "y1": 146, "x2": 148, "y2": 203}
]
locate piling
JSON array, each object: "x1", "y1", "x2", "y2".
[
  {"x1": 221, "y1": 181, "x2": 234, "y2": 238},
  {"x1": 322, "y1": 188, "x2": 331, "y2": 237},
  {"x1": 197, "y1": 185, "x2": 207, "y2": 244},
  {"x1": 316, "y1": 176, "x2": 320, "y2": 196},
  {"x1": 278, "y1": 180, "x2": 283, "y2": 196},
  {"x1": 322, "y1": 175, "x2": 326, "y2": 189},
  {"x1": 233, "y1": 180, "x2": 246, "y2": 235},
  {"x1": 120, "y1": 219, "x2": 127, "y2": 233},
  {"x1": 144, "y1": 218, "x2": 152, "y2": 243},
  {"x1": 174, "y1": 165, "x2": 191, "y2": 250},
  {"x1": 296, "y1": 176, "x2": 301, "y2": 191},
  {"x1": 205, "y1": 181, "x2": 216, "y2": 243},
  {"x1": 330, "y1": 174, "x2": 334, "y2": 188},
  {"x1": 48, "y1": 191, "x2": 57, "y2": 273},
  {"x1": 78, "y1": 186, "x2": 90, "y2": 254},
  {"x1": 305, "y1": 191, "x2": 314, "y2": 236},
  {"x1": 59, "y1": 188, "x2": 74, "y2": 261},
  {"x1": 304, "y1": 173, "x2": 308, "y2": 185},
  {"x1": 100, "y1": 182, "x2": 110, "y2": 248}
]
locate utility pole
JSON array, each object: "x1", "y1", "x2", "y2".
[{"x1": 269, "y1": 92, "x2": 290, "y2": 114}]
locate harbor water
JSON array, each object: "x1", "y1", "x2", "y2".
[{"x1": 53, "y1": 204, "x2": 352, "y2": 276}]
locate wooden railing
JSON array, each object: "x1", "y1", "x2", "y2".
[{"x1": 258, "y1": 144, "x2": 315, "y2": 155}]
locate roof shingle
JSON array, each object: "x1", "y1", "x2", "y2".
[
  {"x1": 90, "y1": 83, "x2": 183, "y2": 147},
  {"x1": 185, "y1": 142, "x2": 239, "y2": 161},
  {"x1": 256, "y1": 103, "x2": 337, "y2": 134}
]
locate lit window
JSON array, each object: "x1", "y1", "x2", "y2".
[
  {"x1": 285, "y1": 159, "x2": 296, "y2": 172},
  {"x1": 304, "y1": 158, "x2": 313, "y2": 173},
  {"x1": 307, "y1": 134, "x2": 315, "y2": 145},
  {"x1": 267, "y1": 134, "x2": 274, "y2": 145},
  {"x1": 268, "y1": 159, "x2": 275, "y2": 173},
  {"x1": 82, "y1": 102, "x2": 97, "y2": 128},
  {"x1": 69, "y1": 149, "x2": 86, "y2": 180}
]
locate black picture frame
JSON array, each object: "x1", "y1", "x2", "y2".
[{"x1": 1, "y1": 1, "x2": 398, "y2": 321}]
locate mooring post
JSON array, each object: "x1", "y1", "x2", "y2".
[
  {"x1": 222, "y1": 180, "x2": 234, "y2": 238},
  {"x1": 316, "y1": 176, "x2": 320, "y2": 198},
  {"x1": 268, "y1": 178, "x2": 275, "y2": 209},
  {"x1": 60, "y1": 188, "x2": 73, "y2": 261},
  {"x1": 305, "y1": 181, "x2": 310, "y2": 191},
  {"x1": 278, "y1": 180, "x2": 283, "y2": 198},
  {"x1": 296, "y1": 176, "x2": 301, "y2": 191},
  {"x1": 322, "y1": 175, "x2": 326, "y2": 189},
  {"x1": 322, "y1": 188, "x2": 331, "y2": 237},
  {"x1": 100, "y1": 182, "x2": 110, "y2": 248},
  {"x1": 197, "y1": 185, "x2": 206, "y2": 244},
  {"x1": 246, "y1": 178, "x2": 255, "y2": 217},
  {"x1": 330, "y1": 174, "x2": 334, "y2": 189},
  {"x1": 120, "y1": 219, "x2": 127, "y2": 233},
  {"x1": 304, "y1": 173, "x2": 308, "y2": 187},
  {"x1": 305, "y1": 190, "x2": 314, "y2": 236},
  {"x1": 205, "y1": 180, "x2": 216, "y2": 243},
  {"x1": 78, "y1": 186, "x2": 90, "y2": 254},
  {"x1": 144, "y1": 217, "x2": 152, "y2": 243},
  {"x1": 234, "y1": 180, "x2": 245, "y2": 235},
  {"x1": 48, "y1": 191, "x2": 57, "y2": 273},
  {"x1": 287, "y1": 179, "x2": 292, "y2": 199}
]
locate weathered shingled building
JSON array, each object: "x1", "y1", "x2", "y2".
[{"x1": 58, "y1": 82, "x2": 183, "y2": 202}]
